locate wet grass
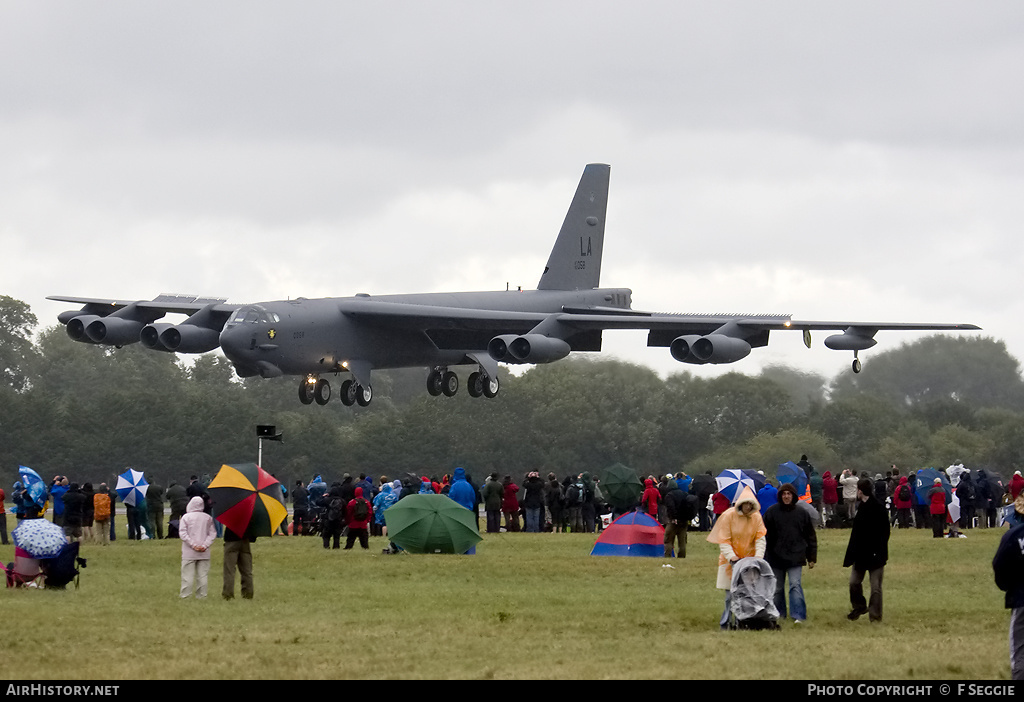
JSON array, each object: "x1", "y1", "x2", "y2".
[{"x1": 0, "y1": 525, "x2": 1012, "y2": 679}]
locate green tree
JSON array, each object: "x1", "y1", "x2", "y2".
[{"x1": 0, "y1": 295, "x2": 38, "y2": 390}]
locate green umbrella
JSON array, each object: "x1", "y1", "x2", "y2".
[
  {"x1": 600, "y1": 463, "x2": 644, "y2": 510},
  {"x1": 385, "y1": 494, "x2": 482, "y2": 554}
]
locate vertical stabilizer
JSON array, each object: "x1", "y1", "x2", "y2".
[{"x1": 537, "y1": 163, "x2": 610, "y2": 290}]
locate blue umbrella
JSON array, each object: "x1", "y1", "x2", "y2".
[
  {"x1": 12, "y1": 518, "x2": 67, "y2": 559},
  {"x1": 115, "y1": 469, "x2": 149, "y2": 507},
  {"x1": 716, "y1": 469, "x2": 755, "y2": 503},
  {"x1": 776, "y1": 462, "x2": 808, "y2": 496},
  {"x1": 915, "y1": 468, "x2": 951, "y2": 505},
  {"x1": 18, "y1": 465, "x2": 46, "y2": 507}
]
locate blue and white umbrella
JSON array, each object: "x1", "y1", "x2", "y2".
[
  {"x1": 715, "y1": 469, "x2": 756, "y2": 503},
  {"x1": 12, "y1": 518, "x2": 67, "y2": 558},
  {"x1": 115, "y1": 469, "x2": 149, "y2": 507},
  {"x1": 18, "y1": 465, "x2": 47, "y2": 507}
]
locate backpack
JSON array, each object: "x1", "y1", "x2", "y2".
[
  {"x1": 353, "y1": 498, "x2": 370, "y2": 521},
  {"x1": 564, "y1": 484, "x2": 581, "y2": 506},
  {"x1": 93, "y1": 493, "x2": 111, "y2": 521},
  {"x1": 897, "y1": 484, "x2": 911, "y2": 502},
  {"x1": 327, "y1": 497, "x2": 344, "y2": 522}
]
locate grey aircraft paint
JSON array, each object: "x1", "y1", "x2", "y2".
[{"x1": 50, "y1": 164, "x2": 980, "y2": 408}]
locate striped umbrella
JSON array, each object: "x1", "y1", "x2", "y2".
[
  {"x1": 115, "y1": 469, "x2": 149, "y2": 507},
  {"x1": 715, "y1": 469, "x2": 755, "y2": 503},
  {"x1": 208, "y1": 463, "x2": 286, "y2": 538}
]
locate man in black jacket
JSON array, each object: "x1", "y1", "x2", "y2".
[
  {"x1": 764, "y1": 483, "x2": 817, "y2": 623},
  {"x1": 844, "y1": 478, "x2": 890, "y2": 623},
  {"x1": 993, "y1": 521, "x2": 1024, "y2": 679},
  {"x1": 663, "y1": 479, "x2": 696, "y2": 558}
]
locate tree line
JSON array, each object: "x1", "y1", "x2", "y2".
[{"x1": 3, "y1": 294, "x2": 1024, "y2": 491}]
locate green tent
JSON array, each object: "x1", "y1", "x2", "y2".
[{"x1": 385, "y1": 494, "x2": 483, "y2": 554}]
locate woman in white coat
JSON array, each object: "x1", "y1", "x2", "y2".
[{"x1": 179, "y1": 495, "x2": 217, "y2": 598}]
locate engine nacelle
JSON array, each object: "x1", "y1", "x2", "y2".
[
  {"x1": 488, "y1": 334, "x2": 571, "y2": 364},
  {"x1": 824, "y1": 333, "x2": 877, "y2": 352},
  {"x1": 671, "y1": 334, "x2": 751, "y2": 364},
  {"x1": 159, "y1": 325, "x2": 220, "y2": 353},
  {"x1": 65, "y1": 315, "x2": 103, "y2": 343},
  {"x1": 140, "y1": 323, "x2": 175, "y2": 351},
  {"x1": 508, "y1": 334, "x2": 571, "y2": 364},
  {"x1": 487, "y1": 334, "x2": 518, "y2": 362},
  {"x1": 670, "y1": 335, "x2": 703, "y2": 363},
  {"x1": 85, "y1": 317, "x2": 144, "y2": 346}
]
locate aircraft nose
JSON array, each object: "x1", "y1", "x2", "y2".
[{"x1": 219, "y1": 324, "x2": 252, "y2": 365}]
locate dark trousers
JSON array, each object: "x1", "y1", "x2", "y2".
[
  {"x1": 148, "y1": 509, "x2": 164, "y2": 539},
  {"x1": 664, "y1": 520, "x2": 688, "y2": 557},
  {"x1": 344, "y1": 527, "x2": 368, "y2": 549},
  {"x1": 322, "y1": 524, "x2": 342, "y2": 549},
  {"x1": 292, "y1": 510, "x2": 308, "y2": 536},
  {"x1": 849, "y1": 566, "x2": 884, "y2": 621},
  {"x1": 126, "y1": 506, "x2": 141, "y2": 540},
  {"x1": 222, "y1": 539, "x2": 253, "y2": 599},
  {"x1": 932, "y1": 512, "x2": 946, "y2": 538},
  {"x1": 0, "y1": 514, "x2": 8, "y2": 545},
  {"x1": 486, "y1": 510, "x2": 501, "y2": 533}
]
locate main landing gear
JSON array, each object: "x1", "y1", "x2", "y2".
[
  {"x1": 298, "y1": 376, "x2": 372, "y2": 407},
  {"x1": 852, "y1": 351, "x2": 862, "y2": 374},
  {"x1": 427, "y1": 367, "x2": 498, "y2": 399}
]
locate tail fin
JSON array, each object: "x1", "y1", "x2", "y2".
[{"x1": 537, "y1": 163, "x2": 610, "y2": 291}]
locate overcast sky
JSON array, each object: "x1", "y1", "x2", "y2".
[{"x1": 2, "y1": 1, "x2": 1021, "y2": 381}]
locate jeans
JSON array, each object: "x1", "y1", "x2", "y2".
[
  {"x1": 525, "y1": 507, "x2": 542, "y2": 533},
  {"x1": 772, "y1": 565, "x2": 807, "y2": 621}
]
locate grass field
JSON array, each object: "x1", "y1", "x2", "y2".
[{"x1": 1, "y1": 522, "x2": 1013, "y2": 680}]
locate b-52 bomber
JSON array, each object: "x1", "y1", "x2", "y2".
[{"x1": 50, "y1": 164, "x2": 979, "y2": 408}]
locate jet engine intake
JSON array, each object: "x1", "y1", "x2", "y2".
[
  {"x1": 670, "y1": 335, "x2": 703, "y2": 363},
  {"x1": 140, "y1": 323, "x2": 174, "y2": 351},
  {"x1": 670, "y1": 334, "x2": 751, "y2": 364},
  {"x1": 66, "y1": 315, "x2": 102, "y2": 343}
]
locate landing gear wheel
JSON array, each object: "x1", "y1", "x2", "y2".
[
  {"x1": 442, "y1": 371, "x2": 459, "y2": 397},
  {"x1": 340, "y1": 379, "x2": 357, "y2": 406},
  {"x1": 852, "y1": 358, "x2": 862, "y2": 374},
  {"x1": 426, "y1": 369, "x2": 443, "y2": 396},
  {"x1": 298, "y1": 379, "x2": 315, "y2": 405},
  {"x1": 314, "y1": 378, "x2": 331, "y2": 405},
  {"x1": 356, "y1": 384, "x2": 372, "y2": 407},
  {"x1": 467, "y1": 371, "x2": 484, "y2": 398},
  {"x1": 482, "y1": 375, "x2": 499, "y2": 399}
]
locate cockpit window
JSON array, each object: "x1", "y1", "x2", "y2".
[{"x1": 229, "y1": 305, "x2": 273, "y2": 325}]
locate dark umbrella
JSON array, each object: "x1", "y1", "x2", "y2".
[
  {"x1": 776, "y1": 462, "x2": 807, "y2": 496},
  {"x1": 384, "y1": 494, "x2": 482, "y2": 554},
  {"x1": 208, "y1": 463, "x2": 287, "y2": 538},
  {"x1": 914, "y1": 468, "x2": 952, "y2": 505},
  {"x1": 742, "y1": 469, "x2": 767, "y2": 492},
  {"x1": 599, "y1": 463, "x2": 644, "y2": 510}
]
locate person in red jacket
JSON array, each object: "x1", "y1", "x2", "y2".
[
  {"x1": 1011, "y1": 472, "x2": 1024, "y2": 501},
  {"x1": 893, "y1": 476, "x2": 914, "y2": 529},
  {"x1": 344, "y1": 487, "x2": 373, "y2": 550},
  {"x1": 641, "y1": 479, "x2": 661, "y2": 521},
  {"x1": 928, "y1": 478, "x2": 948, "y2": 538},
  {"x1": 501, "y1": 476, "x2": 520, "y2": 532}
]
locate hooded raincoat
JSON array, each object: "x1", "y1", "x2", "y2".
[{"x1": 707, "y1": 486, "x2": 767, "y2": 589}]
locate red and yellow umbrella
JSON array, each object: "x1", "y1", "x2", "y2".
[{"x1": 208, "y1": 463, "x2": 286, "y2": 538}]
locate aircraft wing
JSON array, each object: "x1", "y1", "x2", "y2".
[{"x1": 47, "y1": 294, "x2": 236, "y2": 316}]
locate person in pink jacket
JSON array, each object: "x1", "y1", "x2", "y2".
[{"x1": 179, "y1": 496, "x2": 217, "y2": 598}]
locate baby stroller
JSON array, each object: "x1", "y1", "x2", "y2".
[{"x1": 728, "y1": 557, "x2": 780, "y2": 630}]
